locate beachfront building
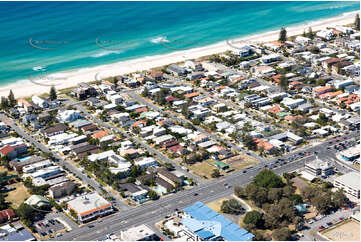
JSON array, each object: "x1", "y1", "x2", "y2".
[{"x1": 67, "y1": 192, "x2": 113, "y2": 223}]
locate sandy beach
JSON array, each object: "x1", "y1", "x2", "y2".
[{"x1": 0, "y1": 11, "x2": 357, "y2": 98}]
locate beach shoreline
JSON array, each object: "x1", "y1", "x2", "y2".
[{"x1": 0, "y1": 11, "x2": 357, "y2": 98}]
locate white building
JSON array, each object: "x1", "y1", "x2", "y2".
[
  {"x1": 67, "y1": 192, "x2": 113, "y2": 223},
  {"x1": 281, "y1": 97, "x2": 305, "y2": 109},
  {"x1": 119, "y1": 224, "x2": 157, "y2": 241},
  {"x1": 134, "y1": 157, "x2": 158, "y2": 169},
  {"x1": 304, "y1": 158, "x2": 333, "y2": 177},
  {"x1": 32, "y1": 95, "x2": 48, "y2": 108},
  {"x1": 57, "y1": 110, "x2": 81, "y2": 123},
  {"x1": 333, "y1": 172, "x2": 360, "y2": 199}
]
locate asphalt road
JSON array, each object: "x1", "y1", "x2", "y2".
[{"x1": 55, "y1": 129, "x2": 359, "y2": 241}]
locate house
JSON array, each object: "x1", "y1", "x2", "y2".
[
  {"x1": 17, "y1": 98, "x2": 34, "y2": 112},
  {"x1": 150, "y1": 70, "x2": 164, "y2": 81},
  {"x1": 119, "y1": 224, "x2": 158, "y2": 241},
  {"x1": 74, "y1": 82, "x2": 97, "y2": 100},
  {"x1": 281, "y1": 97, "x2": 305, "y2": 109},
  {"x1": 0, "y1": 209, "x2": 16, "y2": 223},
  {"x1": 32, "y1": 95, "x2": 48, "y2": 108},
  {"x1": 167, "y1": 64, "x2": 187, "y2": 76},
  {"x1": 0, "y1": 145, "x2": 17, "y2": 159},
  {"x1": 25, "y1": 195, "x2": 50, "y2": 207},
  {"x1": 261, "y1": 54, "x2": 281, "y2": 64},
  {"x1": 316, "y1": 29, "x2": 335, "y2": 40},
  {"x1": 322, "y1": 58, "x2": 340, "y2": 70},
  {"x1": 157, "y1": 168, "x2": 183, "y2": 187},
  {"x1": 134, "y1": 157, "x2": 158, "y2": 170},
  {"x1": 57, "y1": 110, "x2": 81, "y2": 123}
]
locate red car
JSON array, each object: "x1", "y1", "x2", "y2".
[{"x1": 318, "y1": 226, "x2": 324, "y2": 231}]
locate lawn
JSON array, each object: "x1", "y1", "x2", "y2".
[
  {"x1": 5, "y1": 182, "x2": 30, "y2": 208},
  {"x1": 187, "y1": 162, "x2": 216, "y2": 179},
  {"x1": 322, "y1": 219, "x2": 360, "y2": 241},
  {"x1": 206, "y1": 198, "x2": 228, "y2": 213}
]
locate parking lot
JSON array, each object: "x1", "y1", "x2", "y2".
[
  {"x1": 301, "y1": 205, "x2": 359, "y2": 240},
  {"x1": 35, "y1": 217, "x2": 65, "y2": 237}
]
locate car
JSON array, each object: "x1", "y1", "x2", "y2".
[
  {"x1": 193, "y1": 193, "x2": 198, "y2": 196},
  {"x1": 326, "y1": 222, "x2": 333, "y2": 226},
  {"x1": 56, "y1": 233, "x2": 63, "y2": 237},
  {"x1": 308, "y1": 220, "x2": 314, "y2": 224},
  {"x1": 318, "y1": 226, "x2": 324, "y2": 231},
  {"x1": 339, "y1": 217, "x2": 344, "y2": 221},
  {"x1": 242, "y1": 170, "x2": 247, "y2": 173},
  {"x1": 88, "y1": 225, "x2": 94, "y2": 228}
]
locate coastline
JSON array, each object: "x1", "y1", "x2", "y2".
[{"x1": 0, "y1": 11, "x2": 357, "y2": 98}]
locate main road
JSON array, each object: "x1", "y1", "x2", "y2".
[{"x1": 56, "y1": 130, "x2": 358, "y2": 241}]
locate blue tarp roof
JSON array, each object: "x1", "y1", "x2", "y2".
[{"x1": 183, "y1": 202, "x2": 254, "y2": 241}]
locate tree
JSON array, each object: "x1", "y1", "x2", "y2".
[
  {"x1": 253, "y1": 170, "x2": 284, "y2": 189},
  {"x1": 242, "y1": 134, "x2": 257, "y2": 151},
  {"x1": 141, "y1": 87, "x2": 149, "y2": 97},
  {"x1": 279, "y1": 27, "x2": 287, "y2": 42},
  {"x1": 211, "y1": 169, "x2": 221, "y2": 178},
  {"x1": 355, "y1": 13, "x2": 360, "y2": 31},
  {"x1": 307, "y1": 27, "x2": 314, "y2": 39},
  {"x1": 50, "y1": 86, "x2": 57, "y2": 101},
  {"x1": 332, "y1": 189, "x2": 348, "y2": 208},
  {"x1": 272, "y1": 228, "x2": 291, "y2": 241},
  {"x1": 301, "y1": 186, "x2": 318, "y2": 202},
  {"x1": 147, "y1": 190, "x2": 159, "y2": 200},
  {"x1": 234, "y1": 186, "x2": 247, "y2": 199},
  {"x1": 267, "y1": 188, "x2": 283, "y2": 202},
  {"x1": 243, "y1": 211, "x2": 263, "y2": 228},
  {"x1": 8, "y1": 90, "x2": 16, "y2": 107},
  {"x1": 69, "y1": 209, "x2": 78, "y2": 219},
  {"x1": 312, "y1": 192, "x2": 333, "y2": 215},
  {"x1": 1, "y1": 96, "x2": 9, "y2": 110},
  {"x1": 279, "y1": 76, "x2": 288, "y2": 90},
  {"x1": 220, "y1": 199, "x2": 244, "y2": 215}
]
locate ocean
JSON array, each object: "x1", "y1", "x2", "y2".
[{"x1": 0, "y1": 1, "x2": 359, "y2": 86}]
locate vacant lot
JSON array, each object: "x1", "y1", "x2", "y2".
[
  {"x1": 291, "y1": 176, "x2": 309, "y2": 195},
  {"x1": 5, "y1": 182, "x2": 30, "y2": 208},
  {"x1": 322, "y1": 219, "x2": 360, "y2": 241},
  {"x1": 226, "y1": 154, "x2": 258, "y2": 170},
  {"x1": 206, "y1": 198, "x2": 228, "y2": 213},
  {"x1": 188, "y1": 162, "x2": 216, "y2": 179}
]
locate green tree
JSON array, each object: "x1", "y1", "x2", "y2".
[
  {"x1": 307, "y1": 27, "x2": 314, "y2": 39},
  {"x1": 242, "y1": 134, "x2": 257, "y2": 151},
  {"x1": 8, "y1": 90, "x2": 16, "y2": 107},
  {"x1": 253, "y1": 170, "x2": 284, "y2": 189},
  {"x1": 141, "y1": 87, "x2": 149, "y2": 97},
  {"x1": 69, "y1": 209, "x2": 78, "y2": 219},
  {"x1": 211, "y1": 169, "x2": 221, "y2": 178},
  {"x1": 272, "y1": 228, "x2": 291, "y2": 241},
  {"x1": 279, "y1": 76, "x2": 288, "y2": 90},
  {"x1": 1, "y1": 96, "x2": 9, "y2": 110},
  {"x1": 355, "y1": 13, "x2": 360, "y2": 31},
  {"x1": 220, "y1": 199, "x2": 244, "y2": 215},
  {"x1": 332, "y1": 189, "x2": 348, "y2": 208},
  {"x1": 279, "y1": 27, "x2": 287, "y2": 42},
  {"x1": 147, "y1": 190, "x2": 159, "y2": 200},
  {"x1": 234, "y1": 186, "x2": 247, "y2": 199},
  {"x1": 243, "y1": 211, "x2": 263, "y2": 228},
  {"x1": 50, "y1": 86, "x2": 57, "y2": 101},
  {"x1": 267, "y1": 188, "x2": 283, "y2": 202}
]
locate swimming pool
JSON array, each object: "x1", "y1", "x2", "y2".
[{"x1": 18, "y1": 156, "x2": 31, "y2": 161}]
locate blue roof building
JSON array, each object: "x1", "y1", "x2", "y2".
[{"x1": 182, "y1": 202, "x2": 254, "y2": 241}]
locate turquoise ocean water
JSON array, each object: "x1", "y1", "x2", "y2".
[{"x1": 0, "y1": 1, "x2": 359, "y2": 86}]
